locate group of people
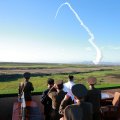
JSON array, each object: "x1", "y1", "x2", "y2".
[
  {"x1": 41, "y1": 75, "x2": 101, "y2": 120},
  {"x1": 18, "y1": 72, "x2": 101, "y2": 120}
]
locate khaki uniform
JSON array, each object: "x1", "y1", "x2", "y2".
[
  {"x1": 64, "y1": 102, "x2": 93, "y2": 120},
  {"x1": 59, "y1": 96, "x2": 73, "y2": 115},
  {"x1": 49, "y1": 90, "x2": 67, "y2": 120}
]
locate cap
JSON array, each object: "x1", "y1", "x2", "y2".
[
  {"x1": 55, "y1": 80, "x2": 63, "y2": 90},
  {"x1": 87, "y1": 77, "x2": 97, "y2": 85},
  {"x1": 72, "y1": 84, "x2": 88, "y2": 99}
]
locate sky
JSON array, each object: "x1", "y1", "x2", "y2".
[{"x1": 0, "y1": 0, "x2": 120, "y2": 64}]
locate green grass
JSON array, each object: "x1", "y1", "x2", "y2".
[
  {"x1": 0, "y1": 68, "x2": 120, "y2": 94},
  {"x1": 0, "y1": 63, "x2": 120, "y2": 94},
  {"x1": 0, "y1": 62, "x2": 91, "y2": 69},
  {"x1": 95, "y1": 83, "x2": 120, "y2": 89}
]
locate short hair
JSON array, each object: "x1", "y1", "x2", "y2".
[
  {"x1": 68, "y1": 75, "x2": 74, "y2": 81},
  {"x1": 47, "y1": 78, "x2": 54, "y2": 85},
  {"x1": 23, "y1": 72, "x2": 31, "y2": 79}
]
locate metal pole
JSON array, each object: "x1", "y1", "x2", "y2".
[{"x1": 21, "y1": 92, "x2": 26, "y2": 120}]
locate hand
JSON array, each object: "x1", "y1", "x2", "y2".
[{"x1": 53, "y1": 84, "x2": 57, "y2": 89}]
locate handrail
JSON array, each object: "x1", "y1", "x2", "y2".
[
  {"x1": 0, "y1": 86, "x2": 120, "y2": 98},
  {"x1": 0, "y1": 92, "x2": 43, "y2": 98}
]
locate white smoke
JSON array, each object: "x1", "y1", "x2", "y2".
[{"x1": 55, "y1": 2, "x2": 102, "y2": 65}]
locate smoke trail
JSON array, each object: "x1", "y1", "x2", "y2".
[{"x1": 55, "y1": 2, "x2": 102, "y2": 65}]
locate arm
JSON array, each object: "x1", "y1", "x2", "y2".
[
  {"x1": 48, "y1": 84, "x2": 57, "y2": 94},
  {"x1": 41, "y1": 90, "x2": 48, "y2": 105},
  {"x1": 30, "y1": 82, "x2": 34, "y2": 91},
  {"x1": 48, "y1": 84, "x2": 57, "y2": 98},
  {"x1": 59, "y1": 94, "x2": 73, "y2": 115},
  {"x1": 64, "y1": 106, "x2": 71, "y2": 120}
]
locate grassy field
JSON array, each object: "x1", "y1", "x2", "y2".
[{"x1": 0, "y1": 62, "x2": 120, "y2": 94}]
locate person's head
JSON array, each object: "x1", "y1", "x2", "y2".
[
  {"x1": 87, "y1": 77, "x2": 97, "y2": 88},
  {"x1": 72, "y1": 84, "x2": 88, "y2": 101},
  {"x1": 23, "y1": 72, "x2": 31, "y2": 80},
  {"x1": 55, "y1": 80, "x2": 63, "y2": 91},
  {"x1": 47, "y1": 78, "x2": 54, "y2": 88},
  {"x1": 68, "y1": 75, "x2": 74, "y2": 81}
]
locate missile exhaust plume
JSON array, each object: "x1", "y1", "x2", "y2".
[{"x1": 55, "y1": 2, "x2": 102, "y2": 65}]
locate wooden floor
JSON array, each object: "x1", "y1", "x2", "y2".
[
  {"x1": 1, "y1": 89, "x2": 120, "y2": 120},
  {"x1": 0, "y1": 95, "x2": 44, "y2": 120}
]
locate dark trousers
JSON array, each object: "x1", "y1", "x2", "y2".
[
  {"x1": 93, "y1": 111, "x2": 101, "y2": 120},
  {"x1": 45, "y1": 114, "x2": 50, "y2": 120},
  {"x1": 49, "y1": 109, "x2": 62, "y2": 120}
]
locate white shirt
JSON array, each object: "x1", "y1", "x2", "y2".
[{"x1": 63, "y1": 81, "x2": 75, "y2": 101}]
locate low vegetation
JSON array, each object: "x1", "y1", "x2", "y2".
[{"x1": 0, "y1": 62, "x2": 120, "y2": 94}]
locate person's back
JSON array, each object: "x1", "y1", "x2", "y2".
[
  {"x1": 48, "y1": 80, "x2": 67, "y2": 120},
  {"x1": 85, "y1": 77, "x2": 101, "y2": 120},
  {"x1": 64, "y1": 102, "x2": 92, "y2": 120},
  {"x1": 59, "y1": 94, "x2": 74, "y2": 115},
  {"x1": 20, "y1": 72, "x2": 34, "y2": 101},
  {"x1": 85, "y1": 88, "x2": 101, "y2": 112},
  {"x1": 53, "y1": 90, "x2": 67, "y2": 111},
  {"x1": 48, "y1": 83, "x2": 67, "y2": 111},
  {"x1": 63, "y1": 84, "x2": 93, "y2": 120},
  {"x1": 41, "y1": 78, "x2": 54, "y2": 120},
  {"x1": 23, "y1": 81, "x2": 34, "y2": 101},
  {"x1": 63, "y1": 75, "x2": 75, "y2": 101}
]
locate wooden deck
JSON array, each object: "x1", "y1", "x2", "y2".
[
  {"x1": 1, "y1": 89, "x2": 120, "y2": 120},
  {"x1": 12, "y1": 101, "x2": 42, "y2": 120},
  {"x1": 0, "y1": 95, "x2": 44, "y2": 120}
]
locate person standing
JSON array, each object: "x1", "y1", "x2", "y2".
[
  {"x1": 41, "y1": 78, "x2": 54, "y2": 120},
  {"x1": 64, "y1": 84, "x2": 93, "y2": 120},
  {"x1": 19, "y1": 72, "x2": 34, "y2": 101},
  {"x1": 63, "y1": 75, "x2": 75, "y2": 101},
  {"x1": 85, "y1": 77, "x2": 101, "y2": 120},
  {"x1": 48, "y1": 80, "x2": 67, "y2": 120}
]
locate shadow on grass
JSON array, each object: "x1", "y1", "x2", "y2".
[
  {"x1": 0, "y1": 73, "x2": 72, "y2": 82},
  {"x1": 0, "y1": 69, "x2": 114, "y2": 82},
  {"x1": 0, "y1": 74, "x2": 23, "y2": 82},
  {"x1": 110, "y1": 74, "x2": 120, "y2": 79}
]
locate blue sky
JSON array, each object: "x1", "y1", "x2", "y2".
[{"x1": 0, "y1": 0, "x2": 120, "y2": 64}]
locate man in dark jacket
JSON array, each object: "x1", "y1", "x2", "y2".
[
  {"x1": 64, "y1": 84, "x2": 93, "y2": 120},
  {"x1": 48, "y1": 80, "x2": 67, "y2": 120},
  {"x1": 41, "y1": 78, "x2": 54, "y2": 120},
  {"x1": 19, "y1": 72, "x2": 34, "y2": 101},
  {"x1": 85, "y1": 77, "x2": 101, "y2": 120}
]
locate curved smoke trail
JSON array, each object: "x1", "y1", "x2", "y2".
[{"x1": 55, "y1": 2, "x2": 102, "y2": 65}]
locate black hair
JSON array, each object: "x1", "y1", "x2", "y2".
[
  {"x1": 69, "y1": 75, "x2": 74, "y2": 81},
  {"x1": 47, "y1": 78, "x2": 54, "y2": 85},
  {"x1": 23, "y1": 72, "x2": 31, "y2": 79}
]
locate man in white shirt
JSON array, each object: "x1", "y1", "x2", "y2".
[{"x1": 63, "y1": 75, "x2": 75, "y2": 101}]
